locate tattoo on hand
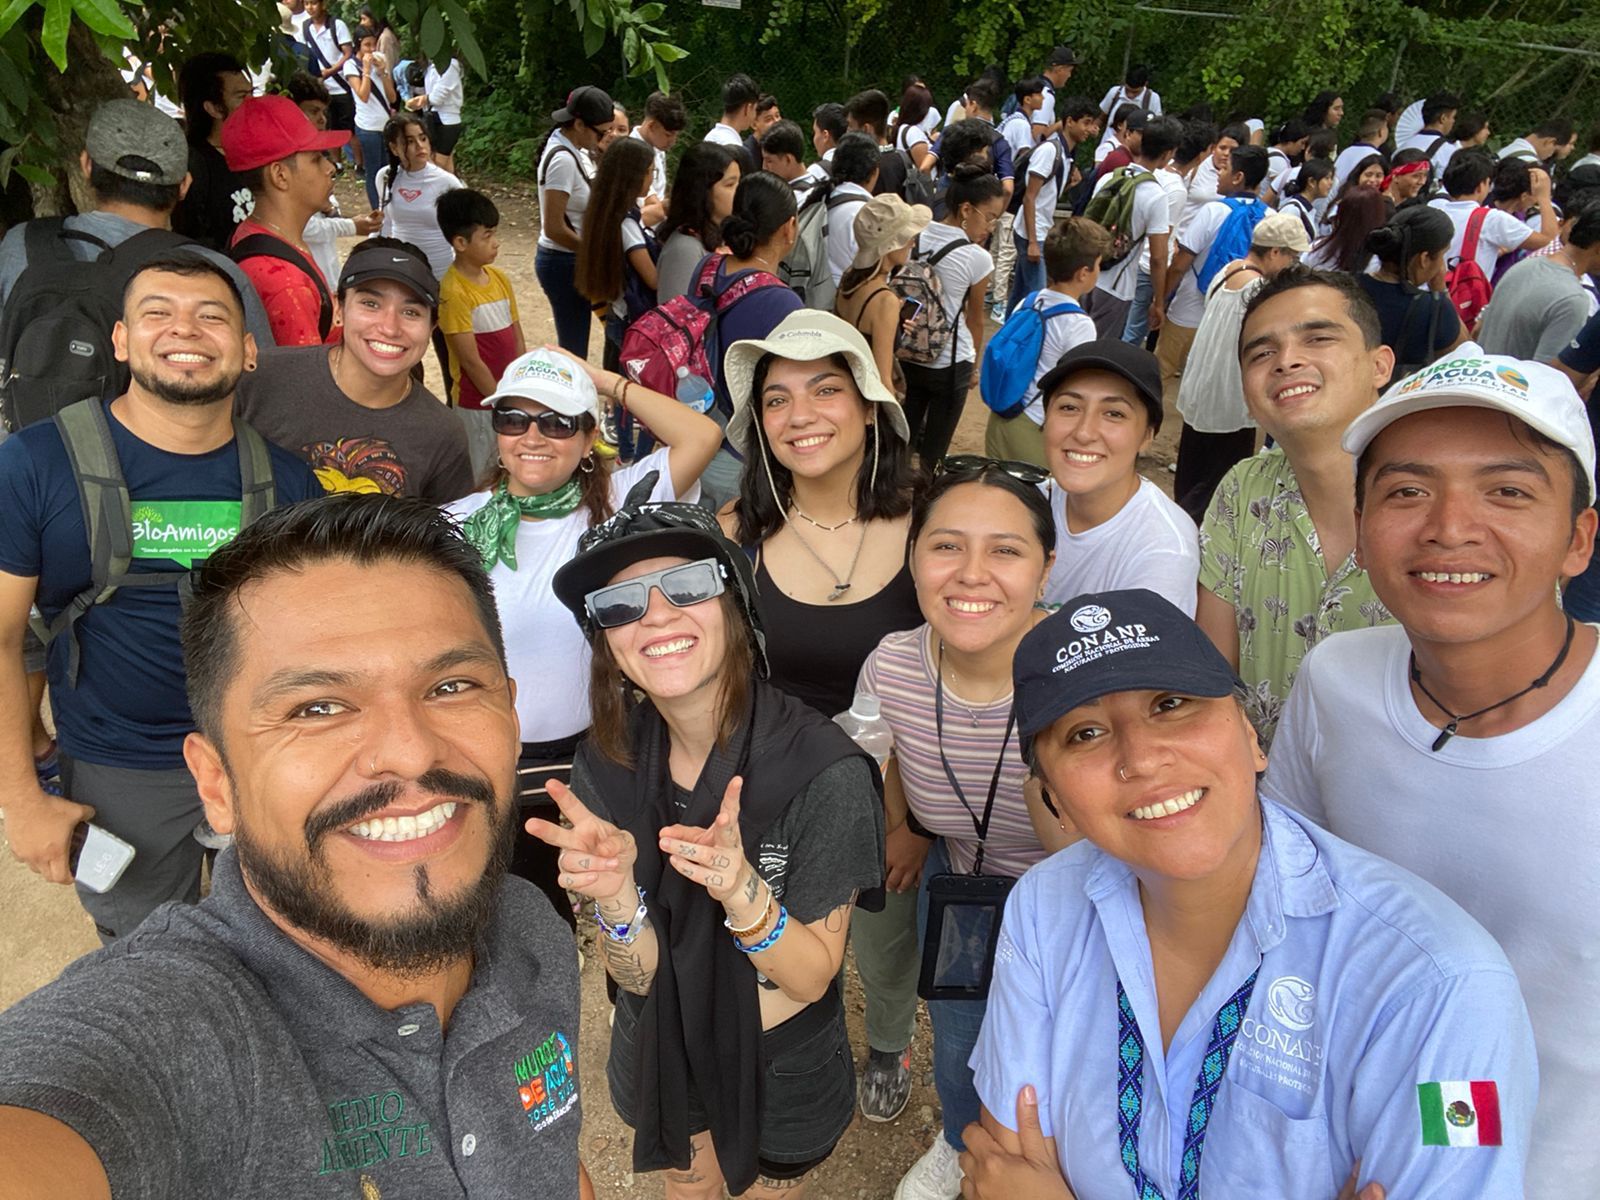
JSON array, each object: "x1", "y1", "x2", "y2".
[
  {"x1": 823, "y1": 902, "x2": 851, "y2": 933},
  {"x1": 713, "y1": 854, "x2": 730, "y2": 870},
  {"x1": 742, "y1": 872, "x2": 760, "y2": 904}
]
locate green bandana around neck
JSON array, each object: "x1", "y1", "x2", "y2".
[{"x1": 461, "y1": 477, "x2": 586, "y2": 570}]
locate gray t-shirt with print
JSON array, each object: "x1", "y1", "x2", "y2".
[{"x1": 0, "y1": 851, "x2": 582, "y2": 1200}]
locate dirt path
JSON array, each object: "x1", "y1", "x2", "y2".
[{"x1": 0, "y1": 175, "x2": 1182, "y2": 1198}]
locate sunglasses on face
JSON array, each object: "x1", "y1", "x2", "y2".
[
  {"x1": 491, "y1": 407, "x2": 583, "y2": 439},
  {"x1": 936, "y1": 454, "x2": 1051, "y2": 485},
  {"x1": 585, "y1": 558, "x2": 727, "y2": 629}
]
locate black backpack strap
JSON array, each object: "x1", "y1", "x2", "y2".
[
  {"x1": 23, "y1": 217, "x2": 108, "y2": 265},
  {"x1": 230, "y1": 233, "x2": 333, "y2": 339},
  {"x1": 924, "y1": 237, "x2": 969, "y2": 267}
]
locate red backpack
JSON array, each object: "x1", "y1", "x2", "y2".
[
  {"x1": 618, "y1": 253, "x2": 786, "y2": 404},
  {"x1": 1445, "y1": 206, "x2": 1494, "y2": 330}
]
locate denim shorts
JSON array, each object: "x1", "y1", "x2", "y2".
[{"x1": 607, "y1": 981, "x2": 856, "y2": 1178}]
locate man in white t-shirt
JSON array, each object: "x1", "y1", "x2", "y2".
[
  {"x1": 300, "y1": 0, "x2": 353, "y2": 139},
  {"x1": 1497, "y1": 118, "x2": 1576, "y2": 166},
  {"x1": 805, "y1": 102, "x2": 846, "y2": 185},
  {"x1": 1429, "y1": 149, "x2": 1556, "y2": 279},
  {"x1": 822, "y1": 132, "x2": 880, "y2": 287},
  {"x1": 1331, "y1": 108, "x2": 1391, "y2": 193},
  {"x1": 1032, "y1": 46, "x2": 1080, "y2": 136},
  {"x1": 1007, "y1": 130, "x2": 1069, "y2": 315},
  {"x1": 760, "y1": 119, "x2": 813, "y2": 193},
  {"x1": 1084, "y1": 116, "x2": 1178, "y2": 339},
  {"x1": 630, "y1": 89, "x2": 686, "y2": 226},
  {"x1": 1262, "y1": 346, "x2": 1600, "y2": 1200},
  {"x1": 1094, "y1": 64, "x2": 1162, "y2": 154},
  {"x1": 1396, "y1": 92, "x2": 1460, "y2": 168},
  {"x1": 704, "y1": 72, "x2": 759, "y2": 164}
]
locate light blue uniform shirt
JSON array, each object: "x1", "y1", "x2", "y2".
[{"x1": 970, "y1": 800, "x2": 1536, "y2": 1199}]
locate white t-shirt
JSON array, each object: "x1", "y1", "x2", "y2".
[
  {"x1": 609, "y1": 214, "x2": 649, "y2": 319},
  {"x1": 425, "y1": 60, "x2": 463, "y2": 125},
  {"x1": 1011, "y1": 136, "x2": 1065, "y2": 244},
  {"x1": 1176, "y1": 265, "x2": 1263, "y2": 433},
  {"x1": 630, "y1": 126, "x2": 669, "y2": 200},
  {"x1": 704, "y1": 122, "x2": 742, "y2": 148},
  {"x1": 1041, "y1": 477, "x2": 1200, "y2": 611},
  {"x1": 536, "y1": 131, "x2": 595, "y2": 251},
  {"x1": 1260, "y1": 148, "x2": 1292, "y2": 201},
  {"x1": 1398, "y1": 127, "x2": 1453, "y2": 166},
  {"x1": 303, "y1": 17, "x2": 352, "y2": 94},
  {"x1": 1428, "y1": 197, "x2": 1534, "y2": 279},
  {"x1": 303, "y1": 201, "x2": 354, "y2": 290},
  {"x1": 1394, "y1": 98, "x2": 1425, "y2": 144},
  {"x1": 1095, "y1": 85, "x2": 1162, "y2": 152},
  {"x1": 445, "y1": 451, "x2": 693, "y2": 743},
  {"x1": 1497, "y1": 136, "x2": 1538, "y2": 162},
  {"x1": 1000, "y1": 112, "x2": 1034, "y2": 159},
  {"x1": 1089, "y1": 164, "x2": 1170, "y2": 300},
  {"x1": 914, "y1": 223, "x2": 993, "y2": 366},
  {"x1": 342, "y1": 59, "x2": 393, "y2": 131},
  {"x1": 1033, "y1": 82, "x2": 1056, "y2": 129},
  {"x1": 1168, "y1": 198, "x2": 1232, "y2": 327},
  {"x1": 1178, "y1": 155, "x2": 1221, "y2": 240},
  {"x1": 377, "y1": 161, "x2": 464, "y2": 279},
  {"x1": 1262, "y1": 622, "x2": 1600, "y2": 1200},
  {"x1": 804, "y1": 148, "x2": 834, "y2": 185},
  {"x1": 825, "y1": 182, "x2": 872, "y2": 287},
  {"x1": 943, "y1": 97, "x2": 968, "y2": 129},
  {"x1": 1013, "y1": 289, "x2": 1095, "y2": 428},
  {"x1": 890, "y1": 107, "x2": 941, "y2": 136},
  {"x1": 1139, "y1": 166, "x2": 1188, "y2": 275},
  {"x1": 895, "y1": 123, "x2": 931, "y2": 167}
]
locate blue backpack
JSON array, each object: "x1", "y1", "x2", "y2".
[
  {"x1": 980, "y1": 290, "x2": 1084, "y2": 419},
  {"x1": 1195, "y1": 197, "x2": 1267, "y2": 293}
]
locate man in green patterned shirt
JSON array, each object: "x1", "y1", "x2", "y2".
[{"x1": 1196, "y1": 266, "x2": 1397, "y2": 744}]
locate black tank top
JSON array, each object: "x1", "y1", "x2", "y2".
[{"x1": 753, "y1": 555, "x2": 923, "y2": 717}]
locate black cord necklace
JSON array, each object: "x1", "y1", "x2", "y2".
[{"x1": 1408, "y1": 614, "x2": 1577, "y2": 752}]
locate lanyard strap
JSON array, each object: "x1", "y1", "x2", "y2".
[
  {"x1": 933, "y1": 641, "x2": 1015, "y2": 877},
  {"x1": 1116, "y1": 967, "x2": 1259, "y2": 1200}
]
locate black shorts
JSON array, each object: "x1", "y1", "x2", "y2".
[
  {"x1": 325, "y1": 91, "x2": 355, "y2": 132},
  {"x1": 427, "y1": 113, "x2": 462, "y2": 154},
  {"x1": 607, "y1": 982, "x2": 856, "y2": 1180}
]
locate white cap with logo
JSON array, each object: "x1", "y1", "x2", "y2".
[
  {"x1": 484, "y1": 349, "x2": 600, "y2": 421},
  {"x1": 1342, "y1": 342, "x2": 1596, "y2": 503}
]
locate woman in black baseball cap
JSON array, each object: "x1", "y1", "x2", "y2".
[
  {"x1": 531, "y1": 478, "x2": 886, "y2": 1199},
  {"x1": 537, "y1": 85, "x2": 615, "y2": 354},
  {"x1": 956, "y1": 589, "x2": 1535, "y2": 1200}
]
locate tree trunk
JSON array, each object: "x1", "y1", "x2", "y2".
[{"x1": 30, "y1": 20, "x2": 140, "y2": 216}]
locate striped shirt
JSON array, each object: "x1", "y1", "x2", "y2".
[{"x1": 857, "y1": 626, "x2": 1047, "y2": 878}]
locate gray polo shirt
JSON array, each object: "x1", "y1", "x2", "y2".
[{"x1": 0, "y1": 851, "x2": 581, "y2": 1199}]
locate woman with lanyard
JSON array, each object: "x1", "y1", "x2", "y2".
[
  {"x1": 959, "y1": 589, "x2": 1536, "y2": 1200},
  {"x1": 533, "y1": 487, "x2": 886, "y2": 1199},
  {"x1": 537, "y1": 85, "x2": 611, "y2": 355},
  {"x1": 718, "y1": 311, "x2": 927, "y2": 1125},
  {"x1": 448, "y1": 346, "x2": 721, "y2": 921},
  {"x1": 857, "y1": 458, "x2": 1059, "y2": 1200}
]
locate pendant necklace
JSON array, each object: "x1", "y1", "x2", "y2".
[
  {"x1": 786, "y1": 519, "x2": 868, "y2": 601},
  {"x1": 1409, "y1": 614, "x2": 1576, "y2": 752},
  {"x1": 937, "y1": 639, "x2": 1013, "y2": 726}
]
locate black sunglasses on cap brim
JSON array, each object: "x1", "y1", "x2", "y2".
[
  {"x1": 491, "y1": 408, "x2": 583, "y2": 439},
  {"x1": 583, "y1": 558, "x2": 727, "y2": 629}
]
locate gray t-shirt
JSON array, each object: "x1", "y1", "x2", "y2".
[
  {"x1": 0, "y1": 852, "x2": 583, "y2": 1200},
  {"x1": 1476, "y1": 253, "x2": 1593, "y2": 362},
  {"x1": 0, "y1": 210, "x2": 276, "y2": 347},
  {"x1": 236, "y1": 345, "x2": 476, "y2": 502},
  {"x1": 655, "y1": 231, "x2": 712, "y2": 304}
]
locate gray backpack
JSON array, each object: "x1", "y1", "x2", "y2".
[{"x1": 780, "y1": 190, "x2": 865, "y2": 311}]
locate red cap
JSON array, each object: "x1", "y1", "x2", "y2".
[{"x1": 221, "y1": 95, "x2": 349, "y2": 172}]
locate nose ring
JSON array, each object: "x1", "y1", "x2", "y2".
[{"x1": 1117, "y1": 765, "x2": 1128, "y2": 782}]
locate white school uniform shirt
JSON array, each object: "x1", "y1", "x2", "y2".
[
  {"x1": 425, "y1": 60, "x2": 463, "y2": 125},
  {"x1": 889, "y1": 107, "x2": 941, "y2": 136},
  {"x1": 1263, "y1": 622, "x2": 1600, "y2": 1198},
  {"x1": 1089, "y1": 164, "x2": 1170, "y2": 301},
  {"x1": 536, "y1": 130, "x2": 595, "y2": 251},
  {"x1": 1394, "y1": 98, "x2": 1426, "y2": 145},
  {"x1": 1011, "y1": 136, "x2": 1066, "y2": 245},
  {"x1": 1572, "y1": 151, "x2": 1600, "y2": 172},
  {"x1": 1034, "y1": 82, "x2": 1056, "y2": 130},
  {"x1": 1497, "y1": 136, "x2": 1538, "y2": 162},
  {"x1": 1428, "y1": 197, "x2": 1534, "y2": 279},
  {"x1": 629, "y1": 126, "x2": 669, "y2": 200},
  {"x1": 1177, "y1": 155, "x2": 1221, "y2": 240},
  {"x1": 1014, "y1": 289, "x2": 1095, "y2": 428},
  {"x1": 913, "y1": 223, "x2": 992, "y2": 366},
  {"x1": 1399, "y1": 127, "x2": 1454, "y2": 168},
  {"x1": 824, "y1": 182, "x2": 872, "y2": 287},
  {"x1": 803, "y1": 147, "x2": 835, "y2": 184},
  {"x1": 944, "y1": 97, "x2": 968, "y2": 129},
  {"x1": 377, "y1": 162, "x2": 464, "y2": 279},
  {"x1": 445, "y1": 452, "x2": 693, "y2": 744},
  {"x1": 1167, "y1": 198, "x2": 1233, "y2": 327},
  {"x1": 303, "y1": 17, "x2": 352, "y2": 94},
  {"x1": 1041, "y1": 476, "x2": 1197, "y2": 610},
  {"x1": 342, "y1": 59, "x2": 393, "y2": 131},
  {"x1": 1095, "y1": 84, "x2": 1162, "y2": 151},
  {"x1": 971, "y1": 800, "x2": 1536, "y2": 1200},
  {"x1": 703, "y1": 122, "x2": 743, "y2": 148},
  {"x1": 1139, "y1": 166, "x2": 1188, "y2": 276},
  {"x1": 1000, "y1": 111, "x2": 1034, "y2": 159}
]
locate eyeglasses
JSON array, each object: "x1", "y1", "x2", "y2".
[
  {"x1": 584, "y1": 558, "x2": 727, "y2": 629},
  {"x1": 491, "y1": 408, "x2": 583, "y2": 439},
  {"x1": 935, "y1": 455, "x2": 1051, "y2": 485}
]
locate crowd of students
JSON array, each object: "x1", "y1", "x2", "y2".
[{"x1": 0, "y1": 30, "x2": 1597, "y2": 1200}]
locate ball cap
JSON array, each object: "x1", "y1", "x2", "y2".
[
  {"x1": 86, "y1": 99, "x2": 188, "y2": 187},
  {"x1": 1013, "y1": 589, "x2": 1240, "y2": 760},
  {"x1": 1342, "y1": 342, "x2": 1596, "y2": 504},
  {"x1": 484, "y1": 348, "x2": 600, "y2": 420},
  {"x1": 336, "y1": 238, "x2": 441, "y2": 307},
  {"x1": 221, "y1": 94, "x2": 349, "y2": 172},
  {"x1": 551, "y1": 85, "x2": 615, "y2": 128},
  {"x1": 1036, "y1": 338, "x2": 1164, "y2": 431}
]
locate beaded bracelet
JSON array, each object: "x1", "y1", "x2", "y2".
[
  {"x1": 595, "y1": 885, "x2": 648, "y2": 946},
  {"x1": 733, "y1": 904, "x2": 788, "y2": 954}
]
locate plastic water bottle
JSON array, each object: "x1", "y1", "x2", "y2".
[
  {"x1": 834, "y1": 692, "x2": 893, "y2": 768},
  {"x1": 674, "y1": 364, "x2": 715, "y2": 414}
]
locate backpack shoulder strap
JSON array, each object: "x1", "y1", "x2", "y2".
[
  {"x1": 1038, "y1": 298, "x2": 1084, "y2": 317},
  {"x1": 233, "y1": 418, "x2": 278, "y2": 523},
  {"x1": 230, "y1": 233, "x2": 333, "y2": 339},
  {"x1": 22, "y1": 216, "x2": 96, "y2": 265},
  {"x1": 1460, "y1": 205, "x2": 1489, "y2": 263},
  {"x1": 924, "y1": 237, "x2": 969, "y2": 267}
]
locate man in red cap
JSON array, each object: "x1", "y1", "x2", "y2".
[{"x1": 222, "y1": 94, "x2": 347, "y2": 347}]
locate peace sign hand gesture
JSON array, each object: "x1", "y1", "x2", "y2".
[
  {"x1": 527, "y1": 779, "x2": 639, "y2": 907},
  {"x1": 658, "y1": 777, "x2": 758, "y2": 912}
]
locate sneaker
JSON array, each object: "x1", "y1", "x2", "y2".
[
  {"x1": 989, "y1": 302, "x2": 1007, "y2": 324},
  {"x1": 859, "y1": 1045, "x2": 912, "y2": 1122},
  {"x1": 893, "y1": 1136, "x2": 963, "y2": 1200}
]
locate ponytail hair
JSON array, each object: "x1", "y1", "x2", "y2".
[
  {"x1": 381, "y1": 111, "x2": 428, "y2": 209},
  {"x1": 719, "y1": 170, "x2": 797, "y2": 259},
  {"x1": 1365, "y1": 205, "x2": 1454, "y2": 289},
  {"x1": 1283, "y1": 157, "x2": 1333, "y2": 197}
]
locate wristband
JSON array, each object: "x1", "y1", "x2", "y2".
[
  {"x1": 733, "y1": 904, "x2": 788, "y2": 954},
  {"x1": 595, "y1": 885, "x2": 648, "y2": 946},
  {"x1": 724, "y1": 881, "x2": 774, "y2": 940}
]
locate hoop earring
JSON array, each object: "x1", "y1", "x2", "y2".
[{"x1": 580, "y1": 455, "x2": 596, "y2": 474}]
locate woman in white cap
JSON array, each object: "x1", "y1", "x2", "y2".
[
  {"x1": 960, "y1": 589, "x2": 1535, "y2": 1200},
  {"x1": 836, "y1": 193, "x2": 930, "y2": 396},
  {"x1": 719, "y1": 310, "x2": 927, "y2": 1126},
  {"x1": 447, "y1": 346, "x2": 721, "y2": 920}
]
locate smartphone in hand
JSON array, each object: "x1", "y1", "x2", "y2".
[{"x1": 69, "y1": 823, "x2": 136, "y2": 893}]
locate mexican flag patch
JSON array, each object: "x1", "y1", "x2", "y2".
[{"x1": 1418, "y1": 1081, "x2": 1502, "y2": 1147}]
